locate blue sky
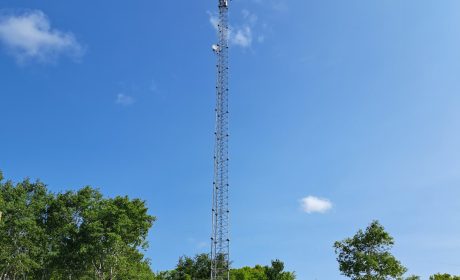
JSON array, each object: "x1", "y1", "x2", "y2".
[{"x1": 1, "y1": 1, "x2": 460, "y2": 279}]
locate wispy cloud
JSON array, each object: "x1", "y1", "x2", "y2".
[
  {"x1": 300, "y1": 196, "x2": 332, "y2": 214},
  {"x1": 241, "y1": 9, "x2": 258, "y2": 25},
  {"x1": 232, "y1": 26, "x2": 252, "y2": 47},
  {"x1": 209, "y1": 13, "x2": 219, "y2": 30},
  {"x1": 0, "y1": 10, "x2": 84, "y2": 63},
  {"x1": 208, "y1": 10, "x2": 258, "y2": 48},
  {"x1": 271, "y1": 0, "x2": 288, "y2": 12},
  {"x1": 115, "y1": 93, "x2": 135, "y2": 106}
]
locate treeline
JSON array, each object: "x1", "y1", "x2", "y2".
[
  {"x1": 0, "y1": 173, "x2": 295, "y2": 280},
  {"x1": 155, "y1": 254, "x2": 295, "y2": 280},
  {"x1": 0, "y1": 172, "x2": 155, "y2": 279},
  {"x1": 1, "y1": 172, "x2": 459, "y2": 280},
  {"x1": 0, "y1": 172, "x2": 294, "y2": 280}
]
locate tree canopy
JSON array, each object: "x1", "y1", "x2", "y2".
[
  {"x1": 0, "y1": 173, "x2": 297, "y2": 280},
  {"x1": 154, "y1": 254, "x2": 295, "y2": 280},
  {"x1": 430, "y1": 274, "x2": 460, "y2": 280},
  {"x1": 0, "y1": 175, "x2": 155, "y2": 279},
  {"x1": 333, "y1": 220, "x2": 407, "y2": 280}
]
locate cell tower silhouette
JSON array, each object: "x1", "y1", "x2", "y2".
[{"x1": 210, "y1": 1, "x2": 230, "y2": 280}]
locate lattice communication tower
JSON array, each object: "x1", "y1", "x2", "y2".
[{"x1": 210, "y1": 1, "x2": 230, "y2": 280}]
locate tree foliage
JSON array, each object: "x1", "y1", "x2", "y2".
[
  {"x1": 333, "y1": 220, "x2": 407, "y2": 280},
  {"x1": 154, "y1": 254, "x2": 295, "y2": 280},
  {"x1": 231, "y1": 265, "x2": 267, "y2": 280},
  {"x1": 0, "y1": 174, "x2": 155, "y2": 280},
  {"x1": 263, "y1": 260, "x2": 295, "y2": 280},
  {"x1": 430, "y1": 274, "x2": 460, "y2": 280}
]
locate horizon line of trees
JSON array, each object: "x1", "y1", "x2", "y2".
[
  {"x1": 1, "y1": 171, "x2": 459, "y2": 280},
  {"x1": 154, "y1": 255, "x2": 295, "y2": 280},
  {"x1": 0, "y1": 172, "x2": 296, "y2": 280}
]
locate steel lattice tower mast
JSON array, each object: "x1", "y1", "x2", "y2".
[{"x1": 210, "y1": 1, "x2": 230, "y2": 280}]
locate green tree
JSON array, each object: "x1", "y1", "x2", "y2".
[
  {"x1": 333, "y1": 220, "x2": 407, "y2": 280},
  {"x1": 231, "y1": 265, "x2": 267, "y2": 280},
  {"x1": 46, "y1": 187, "x2": 105, "y2": 279},
  {"x1": 230, "y1": 260, "x2": 295, "y2": 280},
  {"x1": 405, "y1": 275, "x2": 420, "y2": 280},
  {"x1": 0, "y1": 177, "x2": 51, "y2": 279},
  {"x1": 160, "y1": 255, "x2": 295, "y2": 280},
  {"x1": 166, "y1": 254, "x2": 211, "y2": 280},
  {"x1": 0, "y1": 172, "x2": 156, "y2": 279},
  {"x1": 430, "y1": 274, "x2": 460, "y2": 280},
  {"x1": 191, "y1": 254, "x2": 212, "y2": 280},
  {"x1": 264, "y1": 260, "x2": 295, "y2": 280},
  {"x1": 72, "y1": 191, "x2": 155, "y2": 279}
]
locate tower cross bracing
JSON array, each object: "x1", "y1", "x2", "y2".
[{"x1": 210, "y1": 1, "x2": 230, "y2": 280}]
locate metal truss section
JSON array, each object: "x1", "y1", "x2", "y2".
[{"x1": 211, "y1": 1, "x2": 230, "y2": 280}]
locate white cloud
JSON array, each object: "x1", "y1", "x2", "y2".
[
  {"x1": 300, "y1": 196, "x2": 332, "y2": 214},
  {"x1": 209, "y1": 13, "x2": 219, "y2": 30},
  {"x1": 242, "y1": 9, "x2": 258, "y2": 25},
  {"x1": 208, "y1": 12, "x2": 254, "y2": 48},
  {"x1": 0, "y1": 10, "x2": 83, "y2": 63},
  {"x1": 115, "y1": 93, "x2": 135, "y2": 106}
]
